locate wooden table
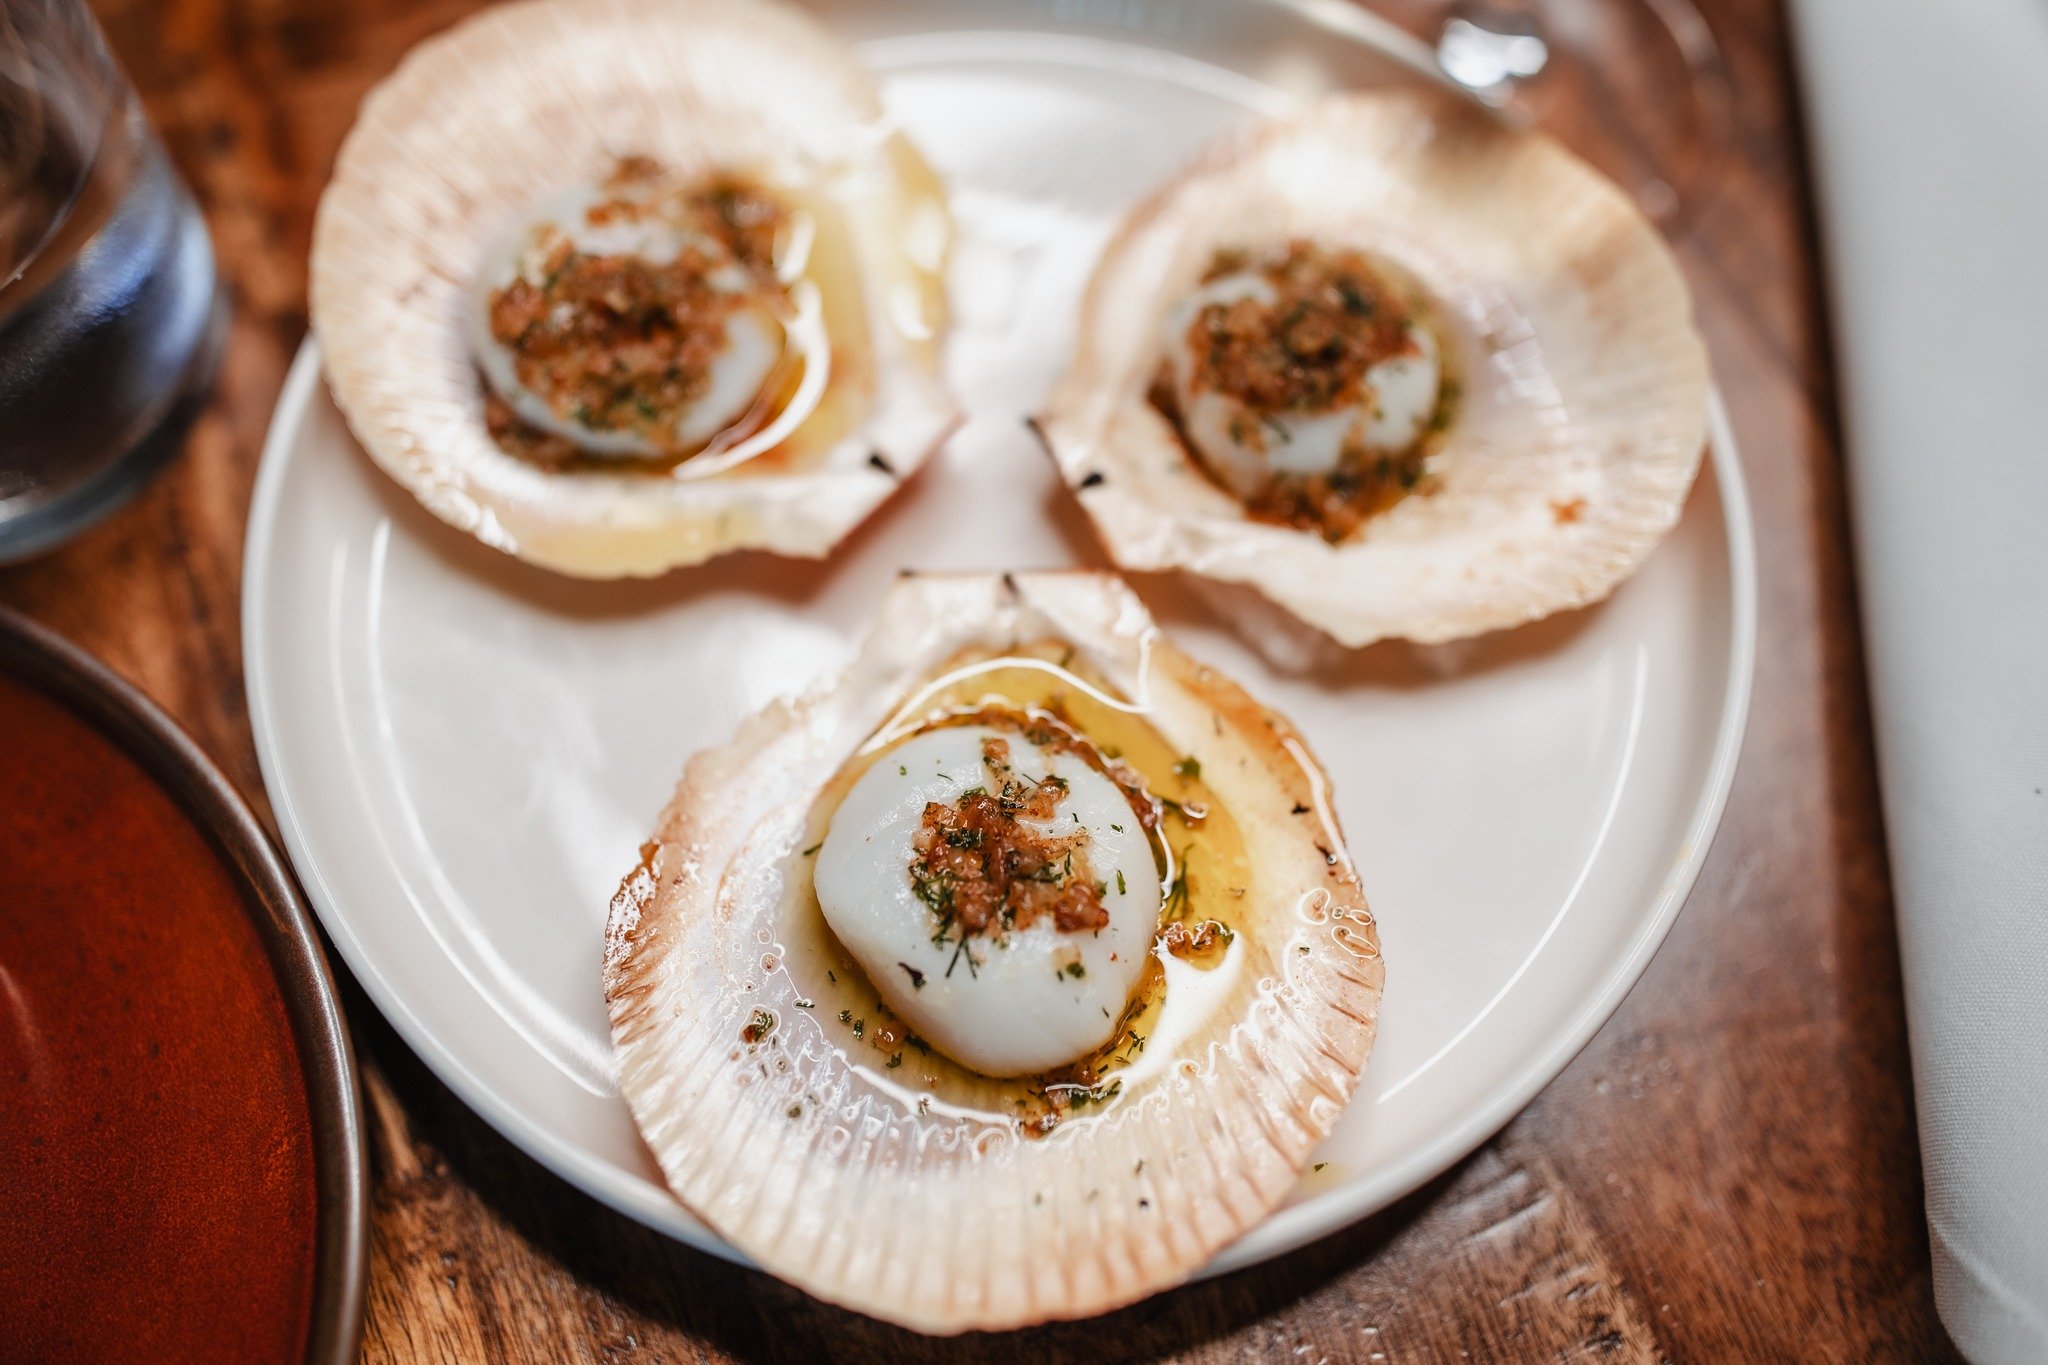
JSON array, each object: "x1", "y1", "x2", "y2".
[{"x1": 2, "y1": 0, "x2": 1962, "y2": 1357}]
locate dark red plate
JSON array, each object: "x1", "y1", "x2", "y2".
[{"x1": 0, "y1": 610, "x2": 365, "y2": 1363}]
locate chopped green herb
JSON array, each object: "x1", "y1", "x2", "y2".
[
  {"x1": 741, "y1": 1009, "x2": 776, "y2": 1044},
  {"x1": 1115, "y1": 870, "x2": 1127, "y2": 896},
  {"x1": 885, "y1": 1052, "x2": 903, "y2": 1070},
  {"x1": 1173, "y1": 755, "x2": 1202, "y2": 782},
  {"x1": 801, "y1": 843, "x2": 822, "y2": 857},
  {"x1": 1063, "y1": 1078, "x2": 1121, "y2": 1110},
  {"x1": 898, "y1": 962, "x2": 926, "y2": 990},
  {"x1": 1163, "y1": 856, "x2": 1191, "y2": 919}
]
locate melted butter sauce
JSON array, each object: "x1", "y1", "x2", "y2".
[{"x1": 763, "y1": 643, "x2": 1252, "y2": 1133}]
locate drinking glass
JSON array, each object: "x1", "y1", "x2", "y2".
[
  {"x1": 0, "y1": 0, "x2": 222, "y2": 562},
  {"x1": 1372, "y1": 0, "x2": 1734, "y2": 227}
]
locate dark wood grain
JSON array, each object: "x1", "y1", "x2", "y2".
[{"x1": 0, "y1": 0, "x2": 1961, "y2": 1358}]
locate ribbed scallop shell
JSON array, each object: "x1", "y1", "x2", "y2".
[
  {"x1": 604, "y1": 572, "x2": 1383, "y2": 1332},
  {"x1": 1036, "y1": 89, "x2": 1710, "y2": 647},
  {"x1": 310, "y1": 0, "x2": 957, "y2": 577}
]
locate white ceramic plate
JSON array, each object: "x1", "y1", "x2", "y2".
[{"x1": 246, "y1": 0, "x2": 1754, "y2": 1282}]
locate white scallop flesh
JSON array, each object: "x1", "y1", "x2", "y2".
[
  {"x1": 469, "y1": 186, "x2": 784, "y2": 459},
  {"x1": 813, "y1": 724, "x2": 1162, "y2": 1078},
  {"x1": 1165, "y1": 271, "x2": 1441, "y2": 499}
]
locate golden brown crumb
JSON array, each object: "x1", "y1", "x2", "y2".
[
  {"x1": 485, "y1": 164, "x2": 791, "y2": 452},
  {"x1": 909, "y1": 736, "x2": 1110, "y2": 937},
  {"x1": 488, "y1": 236, "x2": 743, "y2": 439},
  {"x1": 688, "y1": 177, "x2": 787, "y2": 277},
  {"x1": 1184, "y1": 240, "x2": 1420, "y2": 415},
  {"x1": 1241, "y1": 452, "x2": 1435, "y2": 544},
  {"x1": 1162, "y1": 241, "x2": 1457, "y2": 543},
  {"x1": 940, "y1": 704, "x2": 1160, "y2": 839},
  {"x1": 1159, "y1": 918, "x2": 1232, "y2": 963}
]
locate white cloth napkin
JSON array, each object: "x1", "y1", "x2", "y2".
[{"x1": 1786, "y1": 1, "x2": 2048, "y2": 1359}]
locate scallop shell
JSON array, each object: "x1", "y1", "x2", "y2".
[
  {"x1": 604, "y1": 571, "x2": 1383, "y2": 1332},
  {"x1": 311, "y1": 0, "x2": 958, "y2": 577},
  {"x1": 1036, "y1": 89, "x2": 1711, "y2": 647}
]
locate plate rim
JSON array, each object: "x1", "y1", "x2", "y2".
[
  {"x1": 245, "y1": 323, "x2": 1754, "y2": 1275},
  {"x1": 0, "y1": 603, "x2": 371, "y2": 1362},
  {"x1": 244, "y1": 0, "x2": 1756, "y2": 1287}
]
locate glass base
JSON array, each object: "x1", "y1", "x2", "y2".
[
  {"x1": 0, "y1": 120, "x2": 225, "y2": 564},
  {"x1": 1367, "y1": 0, "x2": 1733, "y2": 229},
  {"x1": 0, "y1": 285, "x2": 225, "y2": 565}
]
